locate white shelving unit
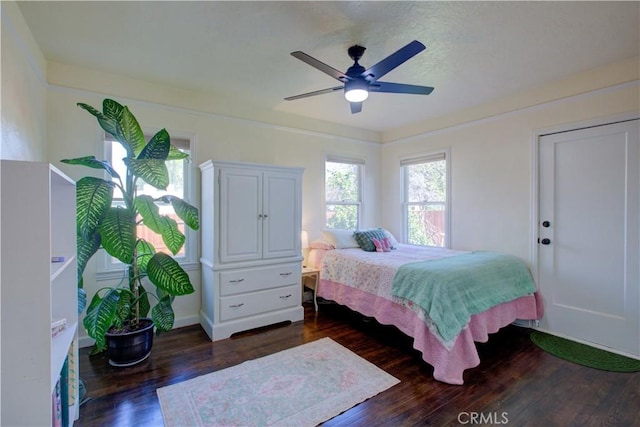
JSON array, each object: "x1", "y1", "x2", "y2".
[{"x1": 1, "y1": 160, "x2": 79, "y2": 426}]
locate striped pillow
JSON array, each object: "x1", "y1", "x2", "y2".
[{"x1": 353, "y1": 229, "x2": 388, "y2": 252}]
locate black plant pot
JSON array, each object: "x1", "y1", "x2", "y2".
[{"x1": 106, "y1": 318, "x2": 154, "y2": 367}]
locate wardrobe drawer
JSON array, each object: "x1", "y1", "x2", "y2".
[
  {"x1": 219, "y1": 284, "x2": 299, "y2": 321},
  {"x1": 219, "y1": 263, "x2": 300, "y2": 296}
]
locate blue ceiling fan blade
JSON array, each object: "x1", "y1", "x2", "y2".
[
  {"x1": 290, "y1": 51, "x2": 349, "y2": 82},
  {"x1": 369, "y1": 81, "x2": 434, "y2": 95},
  {"x1": 362, "y1": 40, "x2": 426, "y2": 82},
  {"x1": 285, "y1": 86, "x2": 344, "y2": 101}
]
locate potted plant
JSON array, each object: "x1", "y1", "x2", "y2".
[{"x1": 62, "y1": 98, "x2": 199, "y2": 366}]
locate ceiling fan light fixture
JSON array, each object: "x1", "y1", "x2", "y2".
[{"x1": 344, "y1": 79, "x2": 369, "y2": 102}]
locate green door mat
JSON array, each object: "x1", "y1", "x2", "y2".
[{"x1": 530, "y1": 331, "x2": 640, "y2": 372}]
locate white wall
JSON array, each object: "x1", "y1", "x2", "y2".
[
  {"x1": 381, "y1": 67, "x2": 639, "y2": 264},
  {"x1": 0, "y1": 2, "x2": 48, "y2": 161}
]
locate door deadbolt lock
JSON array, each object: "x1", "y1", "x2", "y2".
[{"x1": 542, "y1": 221, "x2": 551, "y2": 228}]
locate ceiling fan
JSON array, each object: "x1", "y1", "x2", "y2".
[{"x1": 285, "y1": 40, "x2": 434, "y2": 114}]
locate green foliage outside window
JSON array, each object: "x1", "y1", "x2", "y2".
[
  {"x1": 326, "y1": 161, "x2": 360, "y2": 229},
  {"x1": 406, "y1": 161, "x2": 446, "y2": 202},
  {"x1": 326, "y1": 204, "x2": 358, "y2": 230},
  {"x1": 406, "y1": 159, "x2": 446, "y2": 247}
]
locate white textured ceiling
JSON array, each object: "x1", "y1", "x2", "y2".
[{"x1": 17, "y1": 1, "x2": 640, "y2": 135}]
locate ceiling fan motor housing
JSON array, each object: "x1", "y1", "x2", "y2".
[
  {"x1": 347, "y1": 45, "x2": 366, "y2": 62},
  {"x1": 346, "y1": 64, "x2": 366, "y2": 79}
]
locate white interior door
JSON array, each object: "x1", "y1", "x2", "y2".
[{"x1": 538, "y1": 119, "x2": 639, "y2": 357}]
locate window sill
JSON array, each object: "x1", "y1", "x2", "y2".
[{"x1": 96, "y1": 261, "x2": 200, "y2": 282}]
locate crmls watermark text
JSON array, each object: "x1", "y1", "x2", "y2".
[{"x1": 458, "y1": 412, "x2": 509, "y2": 425}]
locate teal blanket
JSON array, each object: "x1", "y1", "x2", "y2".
[{"x1": 391, "y1": 252, "x2": 536, "y2": 342}]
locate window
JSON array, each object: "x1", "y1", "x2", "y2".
[
  {"x1": 100, "y1": 133, "x2": 196, "y2": 276},
  {"x1": 402, "y1": 152, "x2": 449, "y2": 247},
  {"x1": 325, "y1": 157, "x2": 363, "y2": 230}
]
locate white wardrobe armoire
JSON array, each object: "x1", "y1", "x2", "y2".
[{"x1": 199, "y1": 160, "x2": 304, "y2": 340}]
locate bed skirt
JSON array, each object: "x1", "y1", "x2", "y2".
[{"x1": 318, "y1": 278, "x2": 542, "y2": 385}]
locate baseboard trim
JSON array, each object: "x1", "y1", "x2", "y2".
[{"x1": 77, "y1": 314, "x2": 201, "y2": 349}]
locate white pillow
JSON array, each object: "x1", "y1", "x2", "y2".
[
  {"x1": 381, "y1": 228, "x2": 400, "y2": 248},
  {"x1": 321, "y1": 229, "x2": 360, "y2": 249},
  {"x1": 309, "y1": 238, "x2": 334, "y2": 250}
]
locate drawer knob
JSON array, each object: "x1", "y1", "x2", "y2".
[
  {"x1": 229, "y1": 278, "x2": 244, "y2": 283},
  {"x1": 280, "y1": 272, "x2": 292, "y2": 276},
  {"x1": 229, "y1": 303, "x2": 245, "y2": 309},
  {"x1": 280, "y1": 294, "x2": 292, "y2": 299}
]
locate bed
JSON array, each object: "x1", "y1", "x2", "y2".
[{"x1": 308, "y1": 229, "x2": 542, "y2": 385}]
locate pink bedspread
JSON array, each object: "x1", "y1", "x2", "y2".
[{"x1": 314, "y1": 246, "x2": 542, "y2": 385}]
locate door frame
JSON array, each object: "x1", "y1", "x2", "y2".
[
  {"x1": 530, "y1": 112, "x2": 639, "y2": 286},
  {"x1": 530, "y1": 113, "x2": 640, "y2": 354}
]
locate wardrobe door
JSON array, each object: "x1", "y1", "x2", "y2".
[
  {"x1": 218, "y1": 167, "x2": 263, "y2": 263},
  {"x1": 262, "y1": 170, "x2": 301, "y2": 259}
]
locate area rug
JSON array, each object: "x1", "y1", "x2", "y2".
[
  {"x1": 531, "y1": 331, "x2": 640, "y2": 372},
  {"x1": 156, "y1": 338, "x2": 399, "y2": 426}
]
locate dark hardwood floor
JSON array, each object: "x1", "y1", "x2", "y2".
[{"x1": 78, "y1": 302, "x2": 639, "y2": 426}]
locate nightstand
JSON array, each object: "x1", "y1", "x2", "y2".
[{"x1": 301, "y1": 267, "x2": 320, "y2": 311}]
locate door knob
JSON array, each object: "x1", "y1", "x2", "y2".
[
  {"x1": 542, "y1": 221, "x2": 551, "y2": 228},
  {"x1": 539, "y1": 238, "x2": 551, "y2": 245}
]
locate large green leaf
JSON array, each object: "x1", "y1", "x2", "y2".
[
  {"x1": 118, "y1": 106, "x2": 147, "y2": 157},
  {"x1": 151, "y1": 295, "x2": 175, "y2": 334},
  {"x1": 135, "y1": 195, "x2": 163, "y2": 233},
  {"x1": 136, "y1": 283, "x2": 151, "y2": 318},
  {"x1": 113, "y1": 290, "x2": 133, "y2": 328},
  {"x1": 83, "y1": 288, "x2": 120, "y2": 352},
  {"x1": 135, "y1": 239, "x2": 156, "y2": 274},
  {"x1": 102, "y1": 99, "x2": 124, "y2": 122},
  {"x1": 138, "y1": 129, "x2": 170, "y2": 160},
  {"x1": 98, "y1": 208, "x2": 136, "y2": 264},
  {"x1": 167, "y1": 145, "x2": 189, "y2": 160},
  {"x1": 62, "y1": 156, "x2": 120, "y2": 179},
  {"x1": 124, "y1": 158, "x2": 169, "y2": 190},
  {"x1": 159, "y1": 216, "x2": 185, "y2": 255},
  {"x1": 102, "y1": 99, "x2": 131, "y2": 153},
  {"x1": 77, "y1": 102, "x2": 118, "y2": 138},
  {"x1": 77, "y1": 102, "x2": 102, "y2": 120},
  {"x1": 77, "y1": 230, "x2": 101, "y2": 282},
  {"x1": 101, "y1": 99, "x2": 125, "y2": 137},
  {"x1": 76, "y1": 177, "x2": 114, "y2": 238},
  {"x1": 147, "y1": 253, "x2": 194, "y2": 296},
  {"x1": 162, "y1": 195, "x2": 200, "y2": 230},
  {"x1": 155, "y1": 286, "x2": 174, "y2": 303},
  {"x1": 78, "y1": 287, "x2": 87, "y2": 315}
]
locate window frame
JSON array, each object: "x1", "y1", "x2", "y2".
[
  {"x1": 401, "y1": 149, "x2": 451, "y2": 248},
  {"x1": 324, "y1": 155, "x2": 365, "y2": 230},
  {"x1": 97, "y1": 131, "x2": 199, "y2": 280}
]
